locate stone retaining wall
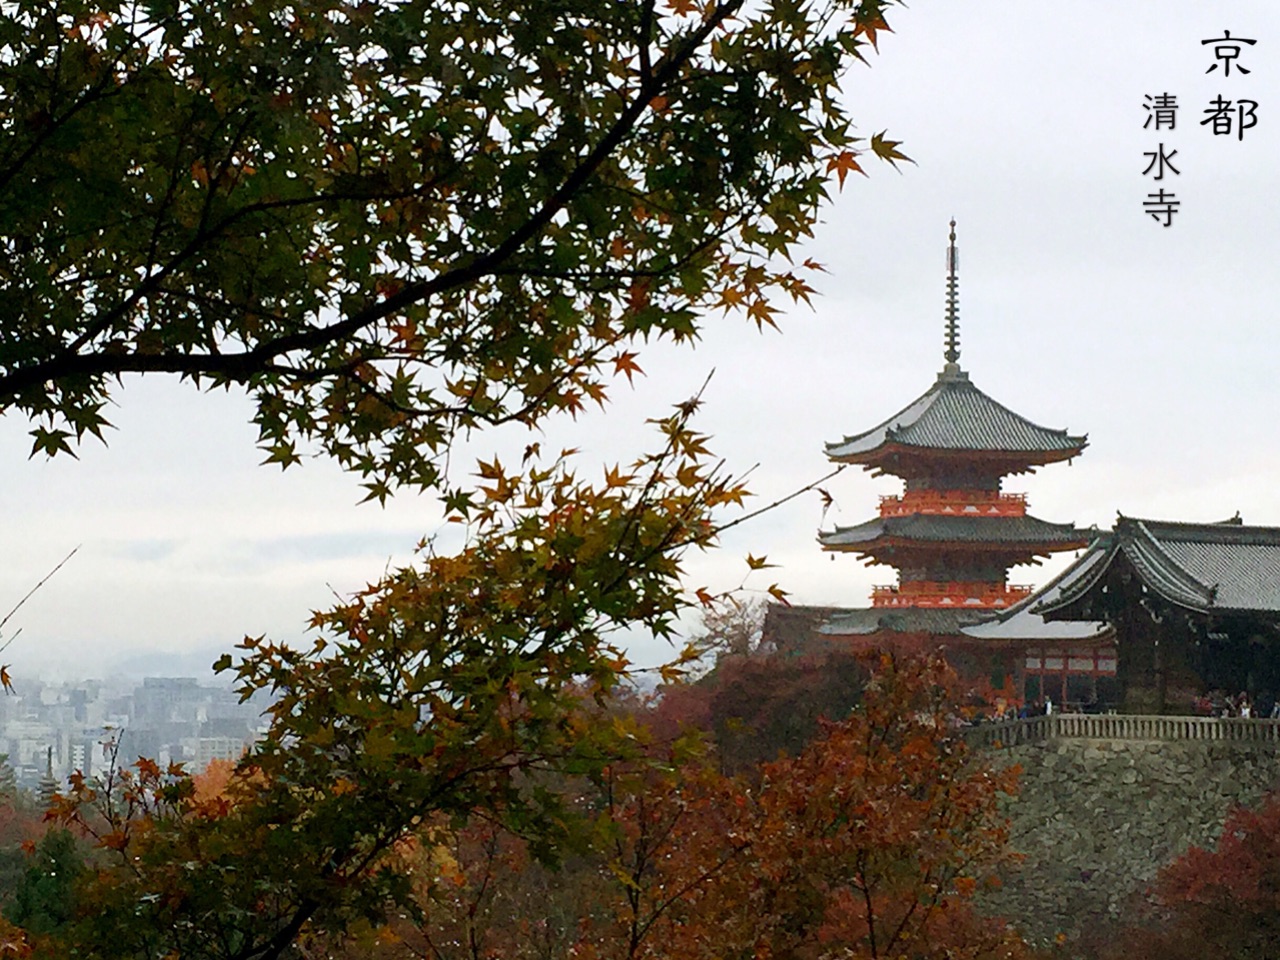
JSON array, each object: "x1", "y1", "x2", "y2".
[{"x1": 971, "y1": 717, "x2": 1280, "y2": 945}]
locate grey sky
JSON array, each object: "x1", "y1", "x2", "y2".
[{"x1": 3, "y1": 1, "x2": 1279, "y2": 677}]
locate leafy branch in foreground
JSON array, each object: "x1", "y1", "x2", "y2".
[
  {"x1": 47, "y1": 400, "x2": 749, "y2": 960},
  {"x1": 0, "y1": 0, "x2": 906, "y2": 500}
]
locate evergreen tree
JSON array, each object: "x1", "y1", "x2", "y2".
[{"x1": 3, "y1": 829, "x2": 86, "y2": 938}]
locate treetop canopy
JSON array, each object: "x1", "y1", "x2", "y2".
[{"x1": 0, "y1": 0, "x2": 902, "y2": 502}]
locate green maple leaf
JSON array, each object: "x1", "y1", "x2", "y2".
[{"x1": 871, "y1": 130, "x2": 915, "y2": 171}]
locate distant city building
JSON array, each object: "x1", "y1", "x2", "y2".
[{"x1": 0, "y1": 675, "x2": 270, "y2": 793}]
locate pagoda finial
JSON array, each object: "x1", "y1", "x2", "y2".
[{"x1": 944, "y1": 219, "x2": 960, "y2": 365}]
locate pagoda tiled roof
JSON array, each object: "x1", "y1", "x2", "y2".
[
  {"x1": 819, "y1": 513, "x2": 1091, "y2": 550},
  {"x1": 819, "y1": 607, "x2": 989, "y2": 636},
  {"x1": 763, "y1": 602, "x2": 1103, "y2": 649},
  {"x1": 826, "y1": 365, "x2": 1087, "y2": 465},
  {"x1": 1038, "y1": 515, "x2": 1280, "y2": 618}
]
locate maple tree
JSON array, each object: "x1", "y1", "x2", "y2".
[
  {"x1": 304, "y1": 655, "x2": 1030, "y2": 960},
  {"x1": 0, "y1": 0, "x2": 905, "y2": 503},
  {"x1": 0, "y1": 0, "x2": 919, "y2": 955},
  {"x1": 45, "y1": 405, "x2": 753, "y2": 960},
  {"x1": 631, "y1": 654, "x2": 1027, "y2": 960},
  {"x1": 1099, "y1": 792, "x2": 1280, "y2": 960}
]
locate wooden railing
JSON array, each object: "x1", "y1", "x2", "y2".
[
  {"x1": 872, "y1": 582, "x2": 1033, "y2": 609},
  {"x1": 879, "y1": 491, "x2": 1028, "y2": 518},
  {"x1": 964, "y1": 713, "x2": 1280, "y2": 750}
]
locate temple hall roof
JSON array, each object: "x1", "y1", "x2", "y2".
[
  {"x1": 819, "y1": 513, "x2": 1092, "y2": 551},
  {"x1": 760, "y1": 604, "x2": 850, "y2": 655},
  {"x1": 1038, "y1": 515, "x2": 1280, "y2": 618},
  {"x1": 826, "y1": 365, "x2": 1087, "y2": 466},
  {"x1": 962, "y1": 541, "x2": 1113, "y2": 642}
]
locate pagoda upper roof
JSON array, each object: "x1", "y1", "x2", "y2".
[
  {"x1": 826, "y1": 364, "x2": 1087, "y2": 468},
  {"x1": 1038, "y1": 515, "x2": 1280, "y2": 618},
  {"x1": 819, "y1": 513, "x2": 1091, "y2": 551}
]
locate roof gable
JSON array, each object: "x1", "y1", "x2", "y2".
[
  {"x1": 963, "y1": 538, "x2": 1113, "y2": 641},
  {"x1": 1038, "y1": 516, "x2": 1280, "y2": 617}
]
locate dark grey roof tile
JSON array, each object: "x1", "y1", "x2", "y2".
[
  {"x1": 826, "y1": 367, "x2": 1086, "y2": 462},
  {"x1": 1039, "y1": 516, "x2": 1280, "y2": 617},
  {"x1": 819, "y1": 514, "x2": 1091, "y2": 548},
  {"x1": 819, "y1": 607, "x2": 992, "y2": 636}
]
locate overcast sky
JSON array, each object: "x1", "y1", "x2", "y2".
[{"x1": 3, "y1": 1, "x2": 1280, "y2": 679}]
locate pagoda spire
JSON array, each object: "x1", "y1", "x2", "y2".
[
  {"x1": 37, "y1": 746, "x2": 57, "y2": 807},
  {"x1": 943, "y1": 219, "x2": 960, "y2": 366}
]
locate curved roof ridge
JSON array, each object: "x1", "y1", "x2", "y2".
[
  {"x1": 1119, "y1": 519, "x2": 1217, "y2": 610},
  {"x1": 825, "y1": 380, "x2": 943, "y2": 453},
  {"x1": 985, "y1": 531, "x2": 1110, "y2": 620},
  {"x1": 825, "y1": 373, "x2": 1087, "y2": 462},
  {"x1": 1034, "y1": 536, "x2": 1122, "y2": 615},
  {"x1": 966, "y1": 533, "x2": 1114, "y2": 640},
  {"x1": 1119, "y1": 514, "x2": 1280, "y2": 545}
]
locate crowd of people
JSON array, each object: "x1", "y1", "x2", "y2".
[
  {"x1": 973, "y1": 690, "x2": 1280, "y2": 721},
  {"x1": 1192, "y1": 690, "x2": 1280, "y2": 718},
  {"x1": 972, "y1": 698, "x2": 1057, "y2": 723}
]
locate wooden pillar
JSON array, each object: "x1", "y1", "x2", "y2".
[{"x1": 1116, "y1": 600, "x2": 1162, "y2": 715}]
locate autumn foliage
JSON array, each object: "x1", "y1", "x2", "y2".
[
  {"x1": 300, "y1": 655, "x2": 1029, "y2": 960},
  {"x1": 594, "y1": 654, "x2": 1028, "y2": 960},
  {"x1": 38, "y1": 404, "x2": 753, "y2": 960},
  {"x1": 651, "y1": 644, "x2": 871, "y2": 773},
  {"x1": 0, "y1": 0, "x2": 963, "y2": 956},
  {"x1": 1100, "y1": 792, "x2": 1280, "y2": 960}
]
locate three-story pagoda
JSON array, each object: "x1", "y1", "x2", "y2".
[{"x1": 819, "y1": 223, "x2": 1092, "y2": 612}]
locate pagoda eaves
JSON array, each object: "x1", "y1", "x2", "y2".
[
  {"x1": 825, "y1": 365, "x2": 1087, "y2": 476},
  {"x1": 819, "y1": 513, "x2": 1091, "y2": 553}
]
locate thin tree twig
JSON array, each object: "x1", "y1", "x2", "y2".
[
  {"x1": 0, "y1": 544, "x2": 81, "y2": 655},
  {"x1": 709, "y1": 464, "x2": 847, "y2": 538}
]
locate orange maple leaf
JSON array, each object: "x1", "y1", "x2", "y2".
[
  {"x1": 825, "y1": 150, "x2": 866, "y2": 188},
  {"x1": 612, "y1": 351, "x2": 644, "y2": 384},
  {"x1": 746, "y1": 298, "x2": 779, "y2": 331},
  {"x1": 854, "y1": 14, "x2": 892, "y2": 51}
]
